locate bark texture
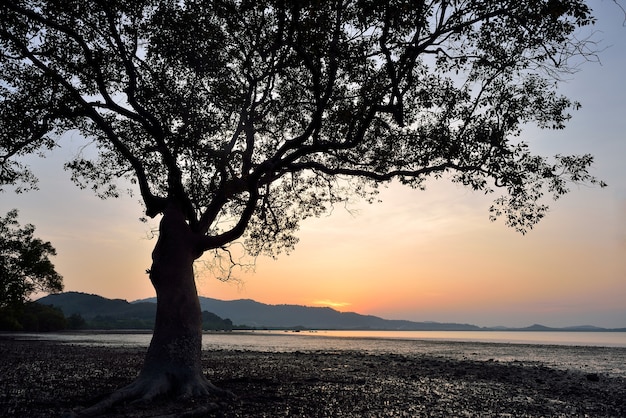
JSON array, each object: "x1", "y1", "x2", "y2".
[{"x1": 141, "y1": 205, "x2": 205, "y2": 395}]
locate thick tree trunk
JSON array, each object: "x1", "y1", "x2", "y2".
[
  {"x1": 79, "y1": 207, "x2": 224, "y2": 415},
  {"x1": 138, "y1": 205, "x2": 209, "y2": 397}
]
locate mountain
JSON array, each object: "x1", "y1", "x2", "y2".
[
  {"x1": 36, "y1": 292, "x2": 232, "y2": 330},
  {"x1": 134, "y1": 296, "x2": 482, "y2": 330},
  {"x1": 38, "y1": 292, "x2": 481, "y2": 330},
  {"x1": 38, "y1": 291, "x2": 156, "y2": 320},
  {"x1": 38, "y1": 292, "x2": 622, "y2": 331}
]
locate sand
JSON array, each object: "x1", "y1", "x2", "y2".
[{"x1": 1, "y1": 335, "x2": 625, "y2": 417}]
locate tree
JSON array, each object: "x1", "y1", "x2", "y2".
[
  {"x1": 0, "y1": 0, "x2": 607, "y2": 411},
  {"x1": 0, "y1": 210, "x2": 63, "y2": 329},
  {"x1": 66, "y1": 312, "x2": 87, "y2": 330},
  {"x1": 18, "y1": 302, "x2": 67, "y2": 331}
]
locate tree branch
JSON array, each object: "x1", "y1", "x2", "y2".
[
  {"x1": 1, "y1": 20, "x2": 167, "y2": 216},
  {"x1": 283, "y1": 160, "x2": 483, "y2": 183}
]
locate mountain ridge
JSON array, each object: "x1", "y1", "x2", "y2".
[
  {"x1": 37, "y1": 292, "x2": 625, "y2": 331},
  {"x1": 135, "y1": 295, "x2": 482, "y2": 330}
]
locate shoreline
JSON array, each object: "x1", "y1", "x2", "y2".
[
  {"x1": 7, "y1": 330, "x2": 626, "y2": 380},
  {"x1": 2, "y1": 336, "x2": 626, "y2": 417}
]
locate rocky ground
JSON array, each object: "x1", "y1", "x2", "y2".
[{"x1": 1, "y1": 336, "x2": 625, "y2": 417}]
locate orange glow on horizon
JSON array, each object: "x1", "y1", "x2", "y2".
[{"x1": 312, "y1": 300, "x2": 352, "y2": 309}]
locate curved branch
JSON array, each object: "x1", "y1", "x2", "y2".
[
  {"x1": 2, "y1": 25, "x2": 166, "y2": 216},
  {"x1": 196, "y1": 181, "x2": 260, "y2": 252},
  {"x1": 99, "y1": 6, "x2": 195, "y2": 221},
  {"x1": 283, "y1": 161, "x2": 483, "y2": 183},
  {"x1": 4, "y1": 3, "x2": 154, "y2": 128}
]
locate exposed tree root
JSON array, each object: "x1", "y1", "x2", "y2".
[{"x1": 64, "y1": 372, "x2": 233, "y2": 417}]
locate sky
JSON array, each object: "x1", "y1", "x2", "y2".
[{"x1": 2, "y1": 3, "x2": 625, "y2": 328}]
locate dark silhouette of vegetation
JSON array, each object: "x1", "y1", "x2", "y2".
[
  {"x1": 18, "y1": 302, "x2": 66, "y2": 331},
  {"x1": 202, "y1": 311, "x2": 233, "y2": 331},
  {"x1": 37, "y1": 292, "x2": 234, "y2": 330},
  {"x1": 0, "y1": 302, "x2": 66, "y2": 331},
  {"x1": 77, "y1": 310, "x2": 232, "y2": 330},
  {"x1": 87, "y1": 315, "x2": 153, "y2": 330},
  {"x1": 0, "y1": 0, "x2": 608, "y2": 412},
  {"x1": 66, "y1": 312, "x2": 87, "y2": 330},
  {"x1": 0, "y1": 210, "x2": 63, "y2": 330}
]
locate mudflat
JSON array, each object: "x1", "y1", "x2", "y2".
[{"x1": 1, "y1": 336, "x2": 625, "y2": 417}]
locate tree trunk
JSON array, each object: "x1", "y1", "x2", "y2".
[
  {"x1": 138, "y1": 205, "x2": 209, "y2": 397},
  {"x1": 80, "y1": 207, "x2": 224, "y2": 415}
]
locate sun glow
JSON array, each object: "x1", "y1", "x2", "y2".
[{"x1": 313, "y1": 300, "x2": 352, "y2": 309}]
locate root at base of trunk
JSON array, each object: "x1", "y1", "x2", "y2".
[{"x1": 65, "y1": 372, "x2": 233, "y2": 417}]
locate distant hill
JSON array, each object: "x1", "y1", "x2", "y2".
[
  {"x1": 38, "y1": 292, "x2": 623, "y2": 331},
  {"x1": 134, "y1": 296, "x2": 483, "y2": 330},
  {"x1": 39, "y1": 292, "x2": 481, "y2": 330},
  {"x1": 38, "y1": 292, "x2": 156, "y2": 320},
  {"x1": 36, "y1": 292, "x2": 232, "y2": 330}
]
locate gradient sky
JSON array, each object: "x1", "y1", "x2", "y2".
[{"x1": 2, "y1": 3, "x2": 625, "y2": 328}]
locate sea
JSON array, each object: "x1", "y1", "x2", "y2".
[
  {"x1": 7, "y1": 330, "x2": 626, "y2": 378},
  {"x1": 11, "y1": 329, "x2": 626, "y2": 347}
]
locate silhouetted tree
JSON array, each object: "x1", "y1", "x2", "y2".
[
  {"x1": 0, "y1": 210, "x2": 63, "y2": 330},
  {"x1": 66, "y1": 312, "x2": 87, "y2": 330},
  {"x1": 18, "y1": 302, "x2": 67, "y2": 331},
  {"x1": 0, "y1": 0, "x2": 606, "y2": 411}
]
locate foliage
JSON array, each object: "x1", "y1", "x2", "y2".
[
  {"x1": 19, "y1": 302, "x2": 67, "y2": 331},
  {"x1": 0, "y1": 302, "x2": 66, "y2": 331},
  {"x1": 0, "y1": 307, "x2": 22, "y2": 330},
  {"x1": 0, "y1": 0, "x2": 606, "y2": 262},
  {"x1": 66, "y1": 312, "x2": 87, "y2": 330},
  {"x1": 87, "y1": 315, "x2": 154, "y2": 330},
  {"x1": 0, "y1": 210, "x2": 63, "y2": 310},
  {"x1": 202, "y1": 310, "x2": 233, "y2": 331},
  {"x1": 83, "y1": 310, "x2": 232, "y2": 330}
]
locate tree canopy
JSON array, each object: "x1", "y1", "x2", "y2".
[
  {"x1": 0, "y1": 0, "x2": 611, "y2": 411},
  {"x1": 0, "y1": 209, "x2": 63, "y2": 310},
  {"x1": 0, "y1": 1, "x2": 605, "y2": 260}
]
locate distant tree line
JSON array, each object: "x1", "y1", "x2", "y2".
[
  {"x1": 81, "y1": 311, "x2": 233, "y2": 331},
  {"x1": 0, "y1": 302, "x2": 66, "y2": 331},
  {"x1": 0, "y1": 301, "x2": 233, "y2": 332}
]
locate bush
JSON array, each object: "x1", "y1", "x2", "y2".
[
  {"x1": 66, "y1": 313, "x2": 87, "y2": 330},
  {"x1": 20, "y1": 303, "x2": 67, "y2": 331},
  {"x1": 0, "y1": 307, "x2": 23, "y2": 331}
]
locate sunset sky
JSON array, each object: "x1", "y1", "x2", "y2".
[{"x1": 2, "y1": 3, "x2": 624, "y2": 328}]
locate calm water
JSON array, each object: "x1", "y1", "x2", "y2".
[
  {"x1": 300, "y1": 330, "x2": 626, "y2": 347},
  {"x1": 9, "y1": 329, "x2": 626, "y2": 349},
  {"x1": 8, "y1": 330, "x2": 626, "y2": 378}
]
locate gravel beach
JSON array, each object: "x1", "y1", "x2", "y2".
[{"x1": 1, "y1": 335, "x2": 625, "y2": 417}]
